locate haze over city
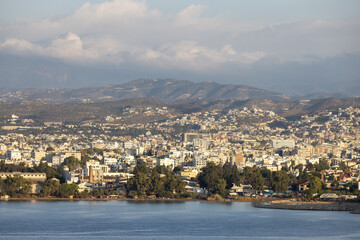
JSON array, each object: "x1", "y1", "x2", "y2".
[{"x1": 0, "y1": 0, "x2": 359, "y2": 96}]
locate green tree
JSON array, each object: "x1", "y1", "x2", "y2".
[
  {"x1": 0, "y1": 178, "x2": 4, "y2": 195},
  {"x1": 173, "y1": 165, "x2": 183, "y2": 173},
  {"x1": 338, "y1": 162, "x2": 350, "y2": 173},
  {"x1": 147, "y1": 170, "x2": 163, "y2": 195},
  {"x1": 91, "y1": 189, "x2": 105, "y2": 198},
  {"x1": 78, "y1": 189, "x2": 90, "y2": 198},
  {"x1": 159, "y1": 172, "x2": 185, "y2": 198},
  {"x1": 45, "y1": 166, "x2": 63, "y2": 180},
  {"x1": 40, "y1": 179, "x2": 61, "y2": 197},
  {"x1": 34, "y1": 161, "x2": 48, "y2": 173},
  {"x1": 127, "y1": 161, "x2": 186, "y2": 198},
  {"x1": 80, "y1": 153, "x2": 91, "y2": 167},
  {"x1": 244, "y1": 166, "x2": 264, "y2": 191},
  {"x1": 315, "y1": 159, "x2": 330, "y2": 171},
  {"x1": 161, "y1": 174, "x2": 176, "y2": 198},
  {"x1": 214, "y1": 178, "x2": 229, "y2": 197},
  {"x1": 173, "y1": 175, "x2": 185, "y2": 195},
  {"x1": 306, "y1": 176, "x2": 322, "y2": 198},
  {"x1": 260, "y1": 168, "x2": 272, "y2": 187},
  {"x1": 128, "y1": 172, "x2": 148, "y2": 196},
  {"x1": 153, "y1": 165, "x2": 170, "y2": 175},
  {"x1": 197, "y1": 162, "x2": 223, "y2": 193},
  {"x1": 59, "y1": 183, "x2": 79, "y2": 198},
  {"x1": 33, "y1": 162, "x2": 62, "y2": 180},
  {"x1": 289, "y1": 173, "x2": 299, "y2": 191},
  {"x1": 298, "y1": 166, "x2": 310, "y2": 183},
  {"x1": 330, "y1": 179, "x2": 339, "y2": 189},
  {"x1": 222, "y1": 162, "x2": 241, "y2": 189},
  {"x1": 0, "y1": 161, "x2": 28, "y2": 172},
  {"x1": 133, "y1": 161, "x2": 150, "y2": 175},
  {"x1": 63, "y1": 156, "x2": 80, "y2": 171},
  {"x1": 270, "y1": 170, "x2": 289, "y2": 193},
  {"x1": 306, "y1": 162, "x2": 314, "y2": 172},
  {"x1": 3, "y1": 175, "x2": 32, "y2": 197}
]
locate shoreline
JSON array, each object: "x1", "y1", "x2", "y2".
[
  {"x1": 0, "y1": 196, "x2": 278, "y2": 202},
  {"x1": 2, "y1": 197, "x2": 360, "y2": 214},
  {"x1": 252, "y1": 200, "x2": 360, "y2": 214}
]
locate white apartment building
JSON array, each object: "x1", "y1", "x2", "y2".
[
  {"x1": 5, "y1": 149, "x2": 22, "y2": 160},
  {"x1": 157, "y1": 158, "x2": 175, "y2": 169}
]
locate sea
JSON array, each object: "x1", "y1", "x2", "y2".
[{"x1": 0, "y1": 200, "x2": 359, "y2": 240}]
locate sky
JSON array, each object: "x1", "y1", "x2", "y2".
[{"x1": 0, "y1": 0, "x2": 359, "y2": 95}]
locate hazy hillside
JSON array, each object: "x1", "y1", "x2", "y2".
[
  {"x1": 0, "y1": 97, "x2": 359, "y2": 123},
  {"x1": 0, "y1": 98, "x2": 169, "y2": 122},
  {"x1": 0, "y1": 78, "x2": 289, "y2": 104}
]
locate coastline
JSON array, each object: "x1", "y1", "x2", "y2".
[
  {"x1": 0, "y1": 196, "x2": 276, "y2": 202},
  {"x1": 252, "y1": 200, "x2": 360, "y2": 214},
  {"x1": 2, "y1": 197, "x2": 360, "y2": 215}
]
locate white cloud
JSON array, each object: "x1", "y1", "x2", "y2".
[
  {"x1": 76, "y1": 0, "x2": 160, "y2": 19},
  {"x1": 0, "y1": 0, "x2": 358, "y2": 72},
  {"x1": 221, "y1": 45, "x2": 236, "y2": 55},
  {"x1": 134, "y1": 41, "x2": 248, "y2": 71},
  {"x1": 0, "y1": 33, "x2": 108, "y2": 62},
  {"x1": 175, "y1": 4, "x2": 206, "y2": 26},
  {"x1": 1, "y1": 38, "x2": 38, "y2": 52},
  {"x1": 50, "y1": 32, "x2": 87, "y2": 59}
]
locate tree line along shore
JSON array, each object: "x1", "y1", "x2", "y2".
[{"x1": 1, "y1": 158, "x2": 359, "y2": 203}]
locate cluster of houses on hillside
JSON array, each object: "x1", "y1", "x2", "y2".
[{"x1": 1, "y1": 107, "x2": 359, "y2": 198}]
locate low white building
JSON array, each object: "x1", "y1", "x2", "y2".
[
  {"x1": 122, "y1": 155, "x2": 136, "y2": 166},
  {"x1": 5, "y1": 149, "x2": 22, "y2": 160},
  {"x1": 50, "y1": 154, "x2": 65, "y2": 166},
  {"x1": 104, "y1": 157, "x2": 118, "y2": 166},
  {"x1": 194, "y1": 158, "x2": 207, "y2": 169},
  {"x1": 62, "y1": 166, "x2": 80, "y2": 183},
  {"x1": 84, "y1": 160, "x2": 109, "y2": 176},
  {"x1": 157, "y1": 158, "x2": 175, "y2": 169},
  {"x1": 271, "y1": 139, "x2": 295, "y2": 149}
]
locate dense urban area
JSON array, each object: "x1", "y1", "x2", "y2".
[{"x1": 1, "y1": 104, "x2": 360, "y2": 202}]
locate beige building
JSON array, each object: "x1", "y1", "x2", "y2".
[
  {"x1": 235, "y1": 149, "x2": 244, "y2": 165},
  {"x1": 314, "y1": 145, "x2": 332, "y2": 156},
  {"x1": 180, "y1": 169, "x2": 198, "y2": 180},
  {"x1": 89, "y1": 166, "x2": 104, "y2": 183},
  {"x1": 297, "y1": 146, "x2": 313, "y2": 158},
  {"x1": 31, "y1": 150, "x2": 46, "y2": 161},
  {"x1": 64, "y1": 151, "x2": 81, "y2": 161}
]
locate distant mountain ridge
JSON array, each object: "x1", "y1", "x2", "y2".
[{"x1": 0, "y1": 78, "x2": 290, "y2": 103}]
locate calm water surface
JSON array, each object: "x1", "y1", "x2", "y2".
[{"x1": 0, "y1": 200, "x2": 359, "y2": 239}]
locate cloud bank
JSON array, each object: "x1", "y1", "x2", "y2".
[{"x1": 0, "y1": 0, "x2": 359, "y2": 95}]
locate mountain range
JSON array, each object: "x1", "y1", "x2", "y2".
[
  {"x1": 1, "y1": 78, "x2": 359, "y2": 123},
  {"x1": 0, "y1": 78, "x2": 290, "y2": 104}
]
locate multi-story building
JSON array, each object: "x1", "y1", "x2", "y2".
[{"x1": 5, "y1": 149, "x2": 22, "y2": 160}]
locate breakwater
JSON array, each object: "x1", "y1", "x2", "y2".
[{"x1": 253, "y1": 200, "x2": 360, "y2": 214}]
